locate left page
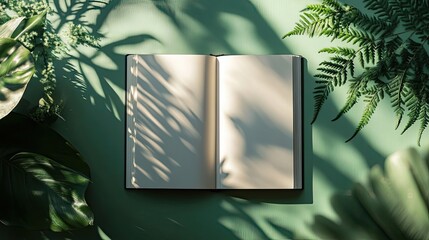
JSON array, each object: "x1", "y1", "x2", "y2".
[{"x1": 126, "y1": 55, "x2": 217, "y2": 189}]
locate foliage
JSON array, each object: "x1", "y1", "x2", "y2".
[
  {"x1": 284, "y1": 0, "x2": 429, "y2": 145},
  {"x1": 0, "y1": 0, "x2": 100, "y2": 123},
  {"x1": 312, "y1": 147, "x2": 429, "y2": 240},
  {"x1": 0, "y1": 10, "x2": 46, "y2": 119},
  {"x1": 0, "y1": 113, "x2": 93, "y2": 231},
  {"x1": 0, "y1": 1, "x2": 96, "y2": 233},
  {"x1": 0, "y1": 38, "x2": 34, "y2": 117}
]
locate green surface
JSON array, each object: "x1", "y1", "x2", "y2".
[{"x1": 0, "y1": 0, "x2": 425, "y2": 239}]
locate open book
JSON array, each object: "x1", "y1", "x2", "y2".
[{"x1": 126, "y1": 54, "x2": 302, "y2": 189}]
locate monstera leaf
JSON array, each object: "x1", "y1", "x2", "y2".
[
  {"x1": 0, "y1": 11, "x2": 46, "y2": 119},
  {"x1": 0, "y1": 38, "x2": 34, "y2": 118},
  {"x1": 312, "y1": 147, "x2": 429, "y2": 240},
  {"x1": 0, "y1": 113, "x2": 93, "y2": 231}
]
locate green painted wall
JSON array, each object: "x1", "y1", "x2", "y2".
[{"x1": 0, "y1": 0, "x2": 425, "y2": 239}]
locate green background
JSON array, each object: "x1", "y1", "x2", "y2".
[{"x1": 1, "y1": 0, "x2": 425, "y2": 239}]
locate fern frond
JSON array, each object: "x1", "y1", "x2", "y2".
[
  {"x1": 332, "y1": 75, "x2": 366, "y2": 121},
  {"x1": 283, "y1": 12, "x2": 332, "y2": 38},
  {"x1": 385, "y1": 36, "x2": 402, "y2": 53},
  {"x1": 417, "y1": 97, "x2": 429, "y2": 146},
  {"x1": 353, "y1": 11, "x2": 395, "y2": 36},
  {"x1": 317, "y1": 54, "x2": 355, "y2": 87},
  {"x1": 364, "y1": 0, "x2": 398, "y2": 23},
  {"x1": 319, "y1": 47, "x2": 356, "y2": 57},
  {"x1": 363, "y1": 44, "x2": 376, "y2": 64},
  {"x1": 402, "y1": 92, "x2": 422, "y2": 134},
  {"x1": 388, "y1": 40, "x2": 425, "y2": 129},
  {"x1": 389, "y1": 72, "x2": 408, "y2": 129},
  {"x1": 285, "y1": 0, "x2": 429, "y2": 141},
  {"x1": 321, "y1": 0, "x2": 342, "y2": 11},
  {"x1": 346, "y1": 85, "x2": 385, "y2": 142},
  {"x1": 312, "y1": 82, "x2": 335, "y2": 123},
  {"x1": 375, "y1": 40, "x2": 385, "y2": 61},
  {"x1": 358, "y1": 51, "x2": 365, "y2": 68},
  {"x1": 284, "y1": 0, "x2": 364, "y2": 39},
  {"x1": 336, "y1": 28, "x2": 375, "y2": 46},
  {"x1": 391, "y1": 0, "x2": 429, "y2": 38},
  {"x1": 305, "y1": 3, "x2": 336, "y2": 15},
  {"x1": 402, "y1": 73, "x2": 428, "y2": 137}
]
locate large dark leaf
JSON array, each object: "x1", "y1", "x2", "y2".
[
  {"x1": 0, "y1": 38, "x2": 34, "y2": 118},
  {"x1": 0, "y1": 113, "x2": 93, "y2": 231}
]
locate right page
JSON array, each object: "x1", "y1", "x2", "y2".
[{"x1": 217, "y1": 55, "x2": 302, "y2": 189}]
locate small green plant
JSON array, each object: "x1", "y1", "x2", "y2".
[
  {"x1": 1, "y1": 0, "x2": 99, "y2": 123},
  {"x1": 284, "y1": 0, "x2": 429, "y2": 145}
]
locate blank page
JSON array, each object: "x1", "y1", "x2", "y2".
[
  {"x1": 217, "y1": 55, "x2": 302, "y2": 189},
  {"x1": 126, "y1": 55, "x2": 217, "y2": 189}
]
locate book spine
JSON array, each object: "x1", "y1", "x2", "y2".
[
  {"x1": 215, "y1": 57, "x2": 220, "y2": 189},
  {"x1": 293, "y1": 56, "x2": 303, "y2": 189}
]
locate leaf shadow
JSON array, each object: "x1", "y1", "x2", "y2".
[{"x1": 43, "y1": 0, "x2": 318, "y2": 239}]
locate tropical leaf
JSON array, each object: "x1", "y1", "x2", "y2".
[
  {"x1": 0, "y1": 113, "x2": 93, "y2": 231},
  {"x1": 0, "y1": 10, "x2": 46, "y2": 119},
  {"x1": 0, "y1": 38, "x2": 34, "y2": 118},
  {"x1": 311, "y1": 147, "x2": 429, "y2": 240},
  {"x1": 0, "y1": 17, "x2": 25, "y2": 38},
  {"x1": 11, "y1": 10, "x2": 46, "y2": 39},
  {"x1": 0, "y1": 10, "x2": 46, "y2": 39}
]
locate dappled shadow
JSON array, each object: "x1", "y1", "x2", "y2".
[
  {"x1": 52, "y1": 0, "x2": 109, "y2": 38},
  {"x1": 314, "y1": 97, "x2": 385, "y2": 169},
  {"x1": 40, "y1": 0, "x2": 318, "y2": 239},
  {"x1": 217, "y1": 55, "x2": 297, "y2": 189},
  {"x1": 222, "y1": 59, "x2": 312, "y2": 203},
  {"x1": 62, "y1": 33, "x2": 158, "y2": 117},
  {"x1": 126, "y1": 55, "x2": 214, "y2": 188},
  {"x1": 157, "y1": 0, "x2": 289, "y2": 53}
]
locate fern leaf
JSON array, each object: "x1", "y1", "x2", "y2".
[
  {"x1": 346, "y1": 86, "x2": 385, "y2": 142},
  {"x1": 417, "y1": 99, "x2": 429, "y2": 146},
  {"x1": 363, "y1": 0, "x2": 398, "y2": 23},
  {"x1": 389, "y1": 72, "x2": 408, "y2": 129},
  {"x1": 305, "y1": 3, "x2": 335, "y2": 15},
  {"x1": 358, "y1": 51, "x2": 365, "y2": 68},
  {"x1": 392, "y1": 0, "x2": 429, "y2": 38},
  {"x1": 402, "y1": 93, "x2": 422, "y2": 135},
  {"x1": 332, "y1": 77, "x2": 365, "y2": 121},
  {"x1": 283, "y1": 12, "x2": 330, "y2": 38},
  {"x1": 322, "y1": 0, "x2": 342, "y2": 10},
  {"x1": 337, "y1": 28, "x2": 375, "y2": 46},
  {"x1": 312, "y1": 82, "x2": 335, "y2": 123},
  {"x1": 385, "y1": 36, "x2": 402, "y2": 53},
  {"x1": 319, "y1": 47, "x2": 356, "y2": 57},
  {"x1": 353, "y1": 11, "x2": 395, "y2": 36},
  {"x1": 285, "y1": 0, "x2": 429, "y2": 141}
]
